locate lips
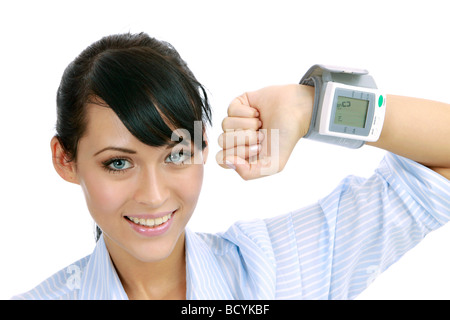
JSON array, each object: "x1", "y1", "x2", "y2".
[
  {"x1": 125, "y1": 211, "x2": 174, "y2": 228},
  {"x1": 123, "y1": 210, "x2": 177, "y2": 237}
]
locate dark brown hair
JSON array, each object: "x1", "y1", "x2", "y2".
[{"x1": 55, "y1": 32, "x2": 211, "y2": 162}]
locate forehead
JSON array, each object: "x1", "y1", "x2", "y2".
[
  {"x1": 84, "y1": 103, "x2": 133, "y2": 144},
  {"x1": 80, "y1": 103, "x2": 190, "y2": 154},
  {"x1": 78, "y1": 103, "x2": 162, "y2": 158}
]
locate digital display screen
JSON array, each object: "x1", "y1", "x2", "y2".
[{"x1": 334, "y1": 96, "x2": 369, "y2": 128}]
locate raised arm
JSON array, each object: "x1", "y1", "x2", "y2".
[
  {"x1": 367, "y1": 94, "x2": 450, "y2": 177},
  {"x1": 217, "y1": 84, "x2": 450, "y2": 180}
]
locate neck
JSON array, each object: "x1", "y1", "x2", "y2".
[{"x1": 104, "y1": 232, "x2": 187, "y2": 300}]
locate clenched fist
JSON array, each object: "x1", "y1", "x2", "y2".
[{"x1": 216, "y1": 84, "x2": 314, "y2": 180}]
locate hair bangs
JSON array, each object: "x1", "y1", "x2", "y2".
[{"x1": 89, "y1": 47, "x2": 208, "y2": 149}]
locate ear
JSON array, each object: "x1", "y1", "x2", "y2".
[{"x1": 50, "y1": 136, "x2": 79, "y2": 184}]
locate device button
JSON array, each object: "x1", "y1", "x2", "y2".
[{"x1": 378, "y1": 95, "x2": 384, "y2": 107}]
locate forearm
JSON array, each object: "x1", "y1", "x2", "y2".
[
  {"x1": 367, "y1": 94, "x2": 450, "y2": 177},
  {"x1": 218, "y1": 86, "x2": 450, "y2": 180}
]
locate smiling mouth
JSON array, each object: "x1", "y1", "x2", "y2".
[{"x1": 125, "y1": 211, "x2": 175, "y2": 228}]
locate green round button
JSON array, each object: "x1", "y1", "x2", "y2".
[{"x1": 378, "y1": 95, "x2": 384, "y2": 107}]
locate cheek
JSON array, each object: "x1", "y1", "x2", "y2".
[
  {"x1": 173, "y1": 166, "x2": 204, "y2": 210},
  {"x1": 79, "y1": 172, "x2": 128, "y2": 220},
  {"x1": 78, "y1": 165, "x2": 204, "y2": 224}
]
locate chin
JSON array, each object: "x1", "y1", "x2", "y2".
[
  {"x1": 123, "y1": 229, "x2": 186, "y2": 264},
  {"x1": 102, "y1": 209, "x2": 190, "y2": 264}
]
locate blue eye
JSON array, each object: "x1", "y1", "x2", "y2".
[
  {"x1": 111, "y1": 159, "x2": 129, "y2": 170},
  {"x1": 103, "y1": 158, "x2": 132, "y2": 172},
  {"x1": 166, "y1": 150, "x2": 192, "y2": 165}
]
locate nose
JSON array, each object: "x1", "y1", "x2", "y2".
[{"x1": 133, "y1": 166, "x2": 169, "y2": 208}]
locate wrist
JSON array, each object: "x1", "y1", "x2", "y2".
[{"x1": 295, "y1": 84, "x2": 315, "y2": 140}]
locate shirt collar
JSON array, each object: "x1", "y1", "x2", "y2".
[
  {"x1": 77, "y1": 228, "x2": 265, "y2": 300},
  {"x1": 185, "y1": 228, "x2": 235, "y2": 299},
  {"x1": 79, "y1": 235, "x2": 128, "y2": 300},
  {"x1": 77, "y1": 231, "x2": 235, "y2": 300}
]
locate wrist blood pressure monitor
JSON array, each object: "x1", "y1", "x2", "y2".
[{"x1": 300, "y1": 64, "x2": 386, "y2": 148}]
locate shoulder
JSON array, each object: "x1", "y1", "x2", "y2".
[
  {"x1": 188, "y1": 219, "x2": 278, "y2": 262},
  {"x1": 11, "y1": 255, "x2": 90, "y2": 300}
]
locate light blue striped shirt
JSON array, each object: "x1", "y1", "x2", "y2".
[{"x1": 13, "y1": 153, "x2": 450, "y2": 299}]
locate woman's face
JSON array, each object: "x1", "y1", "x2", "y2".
[{"x1": 72, "y1": 104, "x2": 206, "y2": 263}]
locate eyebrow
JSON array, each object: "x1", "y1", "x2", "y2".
[
  {"x1": 93, "y1": 147, "x2": 137, "y2": 157},
  {"x1": 93, "y1": 141, "x2": 190, "y2": 157}
]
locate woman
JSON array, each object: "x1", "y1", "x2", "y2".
[{"x1": 13, "y1": 32, "x2": 450, "y2": 299}]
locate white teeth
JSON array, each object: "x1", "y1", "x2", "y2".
[{"x1": 128, "y1": 212, "x2": 173, "y2": 227}]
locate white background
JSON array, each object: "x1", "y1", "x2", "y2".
[{"x1": 2, "y1": 0, "x2": 450, "y2": 300}]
